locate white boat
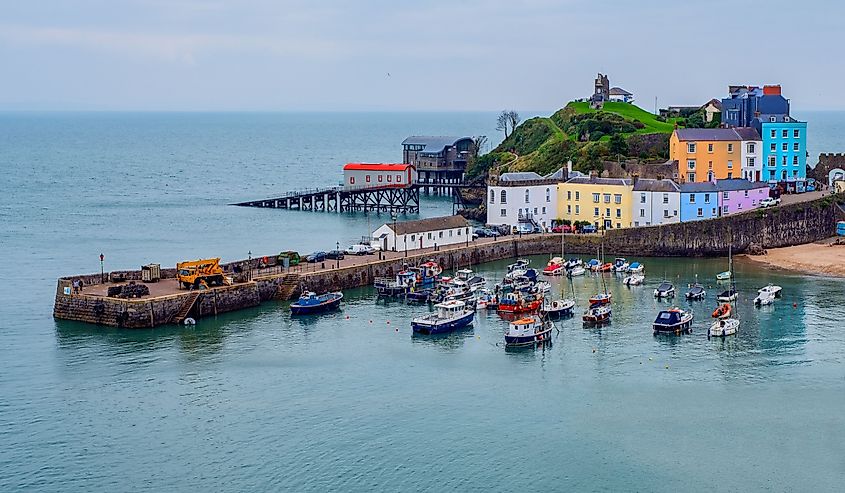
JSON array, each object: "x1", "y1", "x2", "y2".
[
  {"x1": 454, "y1": 268, "x2": 486, "y2": 292},
  {"x1": 542, "y1": 298, "x2": 575, "y2": 319},
  {"x1": 568, "y1": 266, "x2": 586, "y2": 277},
  {"x1": 754, "y1": 291, "x2": 775, "y2": 306},
  {"x1": 653, "y1": 281, "x2": 675, "y2": 298},
  {"x1": 475, "y1": 288, "x2": 494, "y2": 309},
  {"x1": 717, "y1": 244, "x2": 733, "y2": 281},
  {"x1": 717, "y1": 286, "x2": 738, "y2": 302},
  {"x1": 411, "y1": 300, "x2": 475, "y2": 335},
  {"x1": 564, "y1": 258, "x2": 583, "y2": 270},
  {"x1": 757, "y1": 284, "x2": 782, "y2": 298},
  {"x1": 611, "y1": 257, "x2": 629, "y2": 272},
  {"x1": 626, "y1": 262, "x2": 644, "y2": 274},
  {"x1": 708, "y1": 317, "x2": 739, "y2": 337},
  {"x1": 534, "y1": 281, "x2": 552, "y2": 293},
  {"x1": 623, "y1": 274, "x2": 644, "y2": 286},
  {"x1": 504, "y1": 316, "x2": 554, "y2": 346}
]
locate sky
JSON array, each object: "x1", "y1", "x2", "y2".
[{"x1": 0, "y1": 0, "x2": 842, "y2": 112}]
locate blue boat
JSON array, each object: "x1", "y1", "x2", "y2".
[
  {"x1": 290, "y1": 291, "x2": 343, "y2": 315},
  {"x1": 586, "y1": 259, "x2": 601, "y2": 271},
  {"x1": 411, "y1": 300, "x2": 475, "y2": 335},
  {"x1": 652, "y1": 307, "x2": 693, "y2": 335}
]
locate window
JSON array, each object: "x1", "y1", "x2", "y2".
[
  {"x1": 747, "y1": 143, "x2": 756, "y2": 153},
  {"x1": 770, "y1": 143, "x2": 776, "y2": 152},
  {"x1": 727, "y1": 172, "x2": 733, "y2": 179},
  {"x1": 594, "y1": 207, "x2": 599, "y2": 217},
  {"x1": 782, "y1": 142, "x2": 788, "y2": 152},
  {"x1": 770, "y1": 116, "x2": 776, "y2": 122},
  {"x1": 793, "y1": 170, "x2": 798, "y2": 177},
  {"x1": 782, "y1": 129, "x2": 788, "y2": 138},
  {"x1": 567, "y1": 205, "x2": 571, "y2": 214},
  {"x1": 687, "y1": 143, "x2": 696, "y2": 153},
  {"x1": 567, "y1": 190, "x2": 572, "y2": 201},
  {"x1": 768, "y1": 156, "x2": 776, "y2": 167},
  {"x1": 524, "y1": 190, "x2": 530, "y2": 203},
  {"x1": 349, "y1": 176, "x2": 355, "y2": 184},
  {"x1": 541, "y1": 206, "x2": 546, "y2": 214},
  {"x1": 396, "y1": 175, "x2": 401, "y2": 182},
  {"x1": 744, "y1": 190, "x2": 748, "y2": 197},
  {"x1": 712, "y1": 208, "x2": 717, "y2": 216},
  {"x1": 500, "y1": 209, "x2": 506, "y2": 217},
  {"x1": 687, "y1": 159, "x2": 696, "y2": 170},
  {"x1": 793, "y1": 142, "x2": 799, "y2": 151},
  {"x1": 378, "y1": 175, "x2": 383, "y2": 182},
  {"x1": 545, "y1": 188, "x2": 550, "y2": 202},
  {"x1": 387, "y1": 175, "x2": 391, "y2": 182},
  {"x1": 616, "y1": 208, "x2": 621, "y2": 218},
  {"x1": 616, "y1": 223, "x2": 621, "y2": 229},
  {"x1": 687, "y1": 173, "x2": 696, "y2": 183},
  {"x1": 727, "y1": 160, "x2": 733, "y2": 169},
  {"x1": 723, "y1": 191, "x2": 729, "y2": 199},
  {"x1": 428, "y1": 233, "x2": 432, "y2": 240},
  {"x1": 614, "y1": 194, "x2": 622, "y2": 204},
  {"x1": 782, "y1": 156, "x2": 787, "y2": 166},
  {"x1": 605, "y1": 208, "x2": 611, "y2": 217},
  {"x1": 724, "y1": 206, "x2": 729, "y2": 213},
  {"x1": 439, "y1": 231, "x2": 444, "y2": 238},
  {"x1": 640, "y1": 209, "x2": 645, "y2": 217},
  {"x1": 366, "y1": 175, "x2": 371, "y2": 183},
  {"x1": 592, "y1": 193, "x2": 600, "y2": 203},
  {"x1": 500, "y1": 190, "x2": 507, "y2": 203},
  {"x1": 697, "y1": 207, "x2": 703, "y2": 217},
  {"x1": 575, "y1": 191, "x2": 580, "y2": 201},
  {"x1": 456, "y1": 229, "x2": 460, "y2": 236},
  {"x1": 708, "y1": 143, "x2": 713, "y2": 152},
  {"x1": 575, "y1": 205, "x2": 580, "y2": 214},
  {"x1": 781, "y1": 170, "x2": 787, "y2": 180},
  {"x1": 663, "y1": 210, "x2": 670, "y2": 218},
  {"x1": 727, "y1": 143, "x2": 733, "y2": 153},
  {"x1": 410, "y1": 234, "x2": 415, "y2": 241},
  {"x1": 708, "y1": 161, "x2": 713, "y2": 170},
  {"x1": 603, "y1": 194, "x2": 611, "y2": 203},
  {"x1": 662, "y1": 193, "x2": 669, "y2": 204},
  {"x1": 640, "y1": 193, "x2": 646, "y2": 204},
  {"x1": 704, "y1": 193, "x2": 710, "y2": 203},
  {"x1": 533, "y1": 208, "x2": 538, "y2": 215},
  {"x1": 489, "y1": 190, "x2": 495, "y2": 204},
  {"x1": 792, "y1": 155, "x2": 798, "y2": 165},
  {"x1": 747, "y1": 157, "x2": 755, "y2": 167},
  {"x1": 794, "y1": 129, "x2": 800, "y2": 138},
  {"x1": 449, "y1": 230, "x2": 453, "y2": 237}
]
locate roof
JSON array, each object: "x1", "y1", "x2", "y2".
[
  {"x1": 732, "y1": 127, "x2": 761, "y2": 140},
  {"x1": 344, "y1": 163, "x2": 413, "y2": 171},
  {"x1": 500, "y1": 172, "x2": 543, "y2": 182},
  {"x1": 609, "y1": 87, "x2": 632, "y2": 96},
  {"x1": 401, "y1": 136, "x2": 472, "y2": 153},
  {"x1": 715, "y1": 178, "x2": 769, "y2": 191},
  {"x1": 680, "y1": 182, "x2": 719, "y2": 193},
  {"x1": 544, "y1": 167, "x2": 568, "y2": 180},
  {"x1": 702, "y1": 98, "x2": 722, "y2": 110},
  {"x1": 385, "y1": 215, "x2": 468, "y2": 236},
  {"x1": 674, "y1": 128, "x2": 744, "y2": 141},
  {"x1": 565, "y1": 176, "x2": 631, "y2": 187},
  {"x1": 632, "y1": 178, "x2": 681, "y2": 192}
]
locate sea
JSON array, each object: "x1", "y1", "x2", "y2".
[{"x1": 1, "y1": 111, "x2": 844, "y2": 492}]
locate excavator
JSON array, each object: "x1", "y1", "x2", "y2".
[{"x1": 176, "y1": 258, "x2": 232, "y2": 289}]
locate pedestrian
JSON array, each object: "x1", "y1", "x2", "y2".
[{"x1": 72, "y1": 279, "x2": 79, "y2": 294}]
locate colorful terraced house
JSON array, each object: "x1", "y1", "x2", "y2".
[
  {"x1": 669, "y1": 128, "x2": 761, "y2": 183},
  {"x1": 557, "y1": 176, "x2": 633, "y2": 230}
]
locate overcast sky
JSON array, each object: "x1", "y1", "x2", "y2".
[{"x1": 1, "y1": 0, "x2": 841, "y2": 112}]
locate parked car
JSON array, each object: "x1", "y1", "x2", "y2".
[
  {"x1": 305, "y1": 251, "x2": 327, "y2": 263},
  {"x1": 345, "y1": 244, "x2": 372, "y2": 256},
  {"x1": 760, "y1": 197, "x2": 781, "y2": 208},
  {"x1": 473, "y1": 227, "x2": 489, "y2": 238},
  {"x1": 474, "y1": 227, "x2": 500, "y2": 238},
  {"x1": 325, "y1": 250, "x2": 345, "y2": 260},
  {"x1": 552, "y1": 225, "x2": 572, "y2": 233},
  {"x1": 581, "y1": 225, "x2": 598, "y2": 234},
  {"x1": 513, "y1": 223, "x2": 534, "y2": 234},
  {"x1": 277, "y1": 251, "x2": 301, "y2": 266}
]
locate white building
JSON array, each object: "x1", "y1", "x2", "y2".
[
  {"x1": 608, "y1": 87, "x2": 634, "y2": 103},
  {"x1": 486, "y1": 171, "x2": 560, "y2": 232},
  {"x1": 632, "y1": 179, "x2": 681, "y2": 227},
  {"x1": 371, "y1": 215, "x2": 470, "y2": 253},
  {"x1": 736, "y1": 128, "x2": 763, "y2": 182}
]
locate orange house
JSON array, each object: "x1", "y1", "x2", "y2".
[{"x1": 670, "y1": 128, "x2": 744, "y2": 183}]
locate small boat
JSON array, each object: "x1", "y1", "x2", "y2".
[
  {"x1": 627, "y1": 262, "x2": 644, "y2": 274},
  {"x1": 586, "y1": 259, "x2": 601, "y2": 271},
  {"x1": 708, "y1": 317, "x2": 739, "y2": 338},
  {"x1": 497, "y1": 293, "x2": 543, "y2": 315},
  {"x1": 716, "y1": 271, "x2": 732, "y2": 281},
  {"x1": 542, "y1": 257, "x2": 564, "y2": 276},
  {"x1": 564, "y1": 258, "x2": 583, "y2": 270},
  {"x1": 717, "y1": 244, "x2": 733, "y2": 281},
  {"x1": 623, "y1": 274, "x2": 644, "y2": 286},
  {"x1": 504, "y1": 316, "x2": 554, "y2": 346},
  {"x1": 611, "y1": 257, "x2": 629, "y2": 272},
  {"x1": 374, "y1": 271, "x2": 417, "y2": 297},
  {"x1": 507, "y1": 259, "x2": 530, "y2": 271},
  {"x1": 717, "y1": 286, "x2": 738, "y2": 302},
  {"x1": 653, "y1": 281, "x2": 675, "y2": 299},
  {"x1": 454, "y1": 268, "x2": 486, "y2": 291},
  {"x1": 588, "y1": 292, "x2": 612, "y2": 306},
  {"x1": 411, "y1": 300, "x2": 475, "y2": 335},
  {"x1": 684, "y1": 283, "x2": 706, "y2": 300},
  {"x1": 542, "y1": 298, "x2": 575, "y2": 319},
  {"x1": 582, "y1": 304, "x2": 611, "y2": 324},
  {"x1": 598, "y1": 262, "x2": 613, "y2": 272},
  {"x1": 475, "y1": 288, "x2": 494, "y2": 309},
  {"x1": 712, "y1": 303, "x2": 732, "y2": 319},
  {"x1": 405, "y1": 289, "x2": 432, "y2": 303},
  {"x1": 568, "y1": 266, "x2": 586, "y2": 277},
  {"x1": 533, "y1": 281, "x2": 552, "y2": 294},
  {"x1": 290, "y1": 291, "x2": 343, "y2": 315},
  {"x1": 757, "y1": 284, "x2": 782, "y2": 298},
  {"x1": 652, "y1": 307, "x2": 693, "y2": 335},
  {"x1": 754, "y1": 291, "x2": 775, "y2": 306}
]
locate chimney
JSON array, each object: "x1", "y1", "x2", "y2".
[
  {"x1": 589, "y1": 170, "x2": 598, "y2": 180},
  {"x1": 566, "y1": 160, "x2": 573, "y2": 177},
  {"x1": 632, "y1": 174, "x2": 639, "y2": 186}
]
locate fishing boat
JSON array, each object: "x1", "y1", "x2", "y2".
[
  {"x1": 582, "y1": 303, "x2": 611, "y2": 324},
  {"x1": 374, "y1": 270, "x2": 417, "y2": 297},
  {"x1": 611, "y1": 257, "x2": 629, "y2": 272},
  {"x1": 454, "y1": 268, "x2": 486, "y2": 292},
  {"x1": 475, "y1": 289, "x2": 494, "y2": 309},
  {"x1": 753, "y1": 290, "x2": 775, "y2": 306},
  {"x1": 411, "y1": 300, "x2": 475, "y2": 335},
  {"x1": 717, "y1": 285, "x2": 738, "y2": 302},
  {"x1": 290, "y1": 291, "x2": 343, "y2": 315},
  {"x1": 708, "y1": 317, "x2": 739, "y2": 337},
  {"x1": 627, "y1": 262, "x2": 644, "y2": 274},
  {"x1": 542, "y1": 257, "x2": 565, "y2": 276},
  {"x1": 564, "y1": 258, "x2": 583, "y2": 270},
  {"x1": 623, "y1": 274, "x2": 644, "y2": 286},
  {"x1": 757, "y1": 284, "x2": 782, "y2": 298},
  {"x1": 405, "y1": 289, "x2": 432, "y2": 303},
  {"x1": 504, "y1": 316, "x2": 554, "y2": 347},
  {"x1": 684, "y1": 282, "x2": 706, "y2": 300},
  {"x1": 712, "y1": 303, "x2": 732, "y2": 319},
  {"x1": 652, "y1": 307, "x2": 693, "y2": 335},
  {"x1": 589, "y1": 292, "x2": 612, "y2": 305},
  {"x1": 653, "y1": 281, "x2": 675, "y2": 299},
  {"x1": 716, "y1": 244, "x2": 733, "y2": 281},
  {"x1": 533, "y1": 281, "x2": 552, "y2": 294},
  {"x1": 505, "y1": 259, "x2": 530, "y2": 279},
  {"x1": 568, "y1": 266, "x2": 586, "y2": 277},
  {"x1": 497, "y1": 292, "x2": 543, "y2": 315}
]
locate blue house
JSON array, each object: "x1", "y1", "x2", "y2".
[
  {"x1": 679, "y1": 182, "x2": 720, "y2": 222},
  {"x1": 761, "y1": 118, "x2": 808, "y2": 191},
  {"x1": 721, "y1": 85, "x2": 789, "y2": 128}
]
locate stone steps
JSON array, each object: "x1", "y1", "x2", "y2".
[{"x1": 276, "y1": 274, "x2": 301, "y2": 300}]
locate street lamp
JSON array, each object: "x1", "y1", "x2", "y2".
[
  {"x1": 391, "y1": 211, "x2": 398, "y2": 252},
  {"x1": 336, "y1": 241, "x2": 340, "y2": 269},
  {"x1": 404, "y1": 236, "x2": 407, "y2": 257},
  {"x1": 248, "y1": 250, "x2": 252, "y2": 281},
  {"x1": 99, "y1": 253, "x2": 104, "y2": 283}
]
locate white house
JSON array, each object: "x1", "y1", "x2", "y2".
[
  {"x1": 632, "y1": 178, "x2": 681, "y2": 227},
  {"x1": 487, "y1": 171, "x2": 559, "y2": 232},
  {"x1": 371, "y1": 215, "x2": 470, "y2": 253},
  {"x1": 736, "y1": 128, "x2": 763, "y2": 182},
  {"x1": 608, "y1": 87, "x2": 634, "y2": 103}
]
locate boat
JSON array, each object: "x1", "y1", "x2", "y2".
[
  {"x1": 542, "y1": 257, "x2": 564, "y2": 276},
  {"x1": 505, "y1": 259, "x2": 530, "y2": 279},
  {"x1": 533, "y1": 281, "x2": 552, "y2": 294},
  {"x1": 652, "y1": 307, "x2": 693, "y2": 335},
  {"x1": 757, "y1": 284, "x2": 782, "y2": 298},
  {"x1": 290, "y1": 291, "x2": 343, "y2": 315},
  {"x1": 753, "y1": 291, "x2": 775, "y2": 306},
  {"x1": 708, "y1": 317, "x2": 739, "y2": 338},
  {"x1": 504, "y1": 316, "x2": 554, "y2": 346},
  {"x1": 542, "y1": 298, "x2": 575, "y2": 319},
  {"x1": 439, "y1": 280, "x2": 474, "y2": 303},
  {"x1": 582, "y1": 304, "x2": 611, "y2": 324},
  {"x1": 374, "y1": 270, "x2": 417, "y2": 297},
  {"x1": 405, "y1": 289, "x2": 432, "y2": 303},
  {"x1": 712, "y1": 303, "x2": 732, "y2": 319},
  {"x1": 588, "y1": 292, "x2": 612, "y2": 305},
  {"x1": 716, "y1": 244, "x2": 733, "y2": 281},
  {"x1": 411, "y1": 300, "x2": 475, "y2": 335},
  {"x1": 597, "y1": 262, "x2": 613, "y2": 272},
  {"x1": 454, "y1": 268, "x2": 486, "y2": 292},
  {"x1": 684, "y1": 282, "x2": 706, "y2": 300},
  {"x1": 623, "y1": 274, "x2": 644, "y2": 286},
  {"x1": 568, "y1": 266, "x2": 586, "y2": 277},
  {"x1": 475, "y1": 289, "x2": 494, "y2": 309},
  {"x1": 497, "y1": 292, "x2": 543, "y2": 315},
  {"x1": 611, "y1": 257, "x2": 629, "y2": 272},
  {"x1": 564, "y1": 258, "x2": 583, "y2": 270},
  {"x1": 717, "y1": 286, "x2": 738, "y2": 302},
  {"x1": 585, "y1": 259, "x2": 601, "y2": 271},
  {"x1": 653, "y1": 281, "x2": 675, "y2": 299},
  {"x1": 627, "y1": 262, "x2": 644, "y2": 274}
]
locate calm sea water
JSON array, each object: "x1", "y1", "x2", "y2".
[{"x1": 1, "y1": 112, "x2": 844, "y2": 492}]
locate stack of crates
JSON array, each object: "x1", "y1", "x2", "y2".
[
  {"x1": 837, "y1": 221, "x2": 845, "y2": 237},
  {"x1": 141, "y1": 263, "x2": 161, "y2": 282}
]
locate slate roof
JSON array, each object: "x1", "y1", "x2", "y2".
[
  {"x1": 544, "y1": 167, "x2": 569, "y2": 180},
  {"x1": 680, "y1": 182, "x2": 719, "y2": 193},
  {"x1": 702, "y1": 98, "x2": 722, "y2": 110},
  {"x1": 632, "y1": 178, "x2": 681, "y2": 193},
  {"x1": 500, "y1": 172, "x2": 544, "y2": 182},
  {"x1": 565, "y1": 176, "x2": 631, "y2": 186},
  {"x1": 388, "y1": 215, "x2": 468, "y2": 236},
  {"x1": 609, "y1": 87, "x2": 632, "y2": 96},
  {"x1": 715, "y1": 178, "x2": 769, "y2": 191},
  {"x1": 732, "y1": 127, "x2": 761, "y2": 140},
  {"x1": 401, "y1": 136, "x2": 473, "y2": 154},
  {"x1": 674, "y1": 128, "x2": 744, "y2": 141}
]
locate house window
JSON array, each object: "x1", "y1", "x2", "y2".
[
  {"x1": 704, "y1": 193, "x2": 710, "y2": 203},
  {"x1": 781, "y1": 170, "x2": 787, "y2": 180},
  {"x1": 782, "y1": 156, "x2": 787, "y2": 166},
  {"x1": 747, "y1": 143, "x2": 755, "y2": 153},
  {"x1": 737, "y1": 203, "x2": 743, "y2": 210},
  {"x1": 349, "y1": 176, "x2": 355, "y2": 184},
  {"x1": 727, "y1": 172, "x2": 733, "y2": 179},
  {"x1": 770, "y1": 143, "x2": 776, "y2": 152},
  {"x1": 410, "y1": 234, "x2": 415, "y2": 241},
  {"x1": 708, "y1": 161, "x2": 713, "y2": 169},
  {"x1": 744, "y1": 190, "x2": 748, "y2": 197},
  {"x1": 782, "y1": 129, "x2": 788, "y2": 138},
  {"x1": 542, "y1": 207, "x2": 546, "y2": 214},
  {"x1": 592, "y1": 193, "x2": 600, "y2": 203},
  {"x1": 545, "y1": 188, "x2": 550, "y2": 202},
  {"x1": 603, "y1": 194, "x2": 611, "y2": 203},
  {"x1": 500, "y1": 190, "x2": 507, "y2": 203},
  {"x1": 712, "y1": 208, "x2": 717, "y2": 215},
  {"x1": 605, "y1": 208, "x2": 611, "y2": 217},
  {"x1": 724, "y1": 206, "x2": 729, "y2": 213},
  {"x1": 687, "y1": 173, "x2": 696, "y2": 182},
  {"x1": 782, "y1": 142, "x2": 788, "y2": 151},
  {"x1": 697, "y1": 208, "x2": 703, "y2": 217},
  {"x1": 640, "y1": 193, "x2": 646, "y2": 204},
  {"x1": 449, "y1": 230, "x2": 453, "y2": 237},
  {"x1": 567, "y1": 190, "x2": 572, "y2": 200},
  {"x1": 640, "y1": 209, "x2": 645, "y2": 217},
  {"x1": 663, "y1": 210, "x2": 670, "y2": 218},
  {"x1": 575, "y1": 205, "x2": 580, "y2": 214},
  {"x1": 524, "y1": 190, "x2": 530, "y2": 203},
  {"x1": 793, "y1": 142, "x2": 799, "y2": 151},
  {"x1": 792, "y1": 156, "x2": 798, "y2": 165},
  {"x1": 687, "y1": 143, "x2": 696, "y2": 153},
  {"x1": 689, "y1": 194, "x2": 696, "y2": 204},
  {"x1": 428, "y1": 233, "x2": 432, "y2": 239},
  {"x1": 768, "y1": 156, "x2": 776, "y2": 167},
  {"x1": 727, "y1": 160, "x2": 733, "y2": 169},
  {"x1": 457, "y1": 229, "x2": 460, "y2": 236},
  {"x1": 793, "y1": 170, "x2": 798, "y2": 177},
  {"x1": 794, "y1": 129, "x2": 800, "y2": 138},
  {"x1": 533, "y1": 208, "x2": 538, "y2": 215},
  {"x1": 575, "y1": 191, "x2": 580, "y2": 201},
  {"x1": 594, "y1": 207, "x2": 599, "y2": 217},
  {"x1": 616, "y1": 208, "x2": 621, "y2": 218},
  {"x1": 439, "y1": 231, "x2": 444, "y2": 238},
  {"x1": 748, "y1": 157, "x2": 755, "y2": 167},
  {"x1": 567, "y1": 205, "x2": 571, "y2": 214},
  {"x1": 770, "y1": 116, "x2": 776, "y2": 122},
  {"x1": 490, "y1": 190, "x2": 495, "y2": 204},
  {"x1": 687, "y1": 160, "x2": 696, "y2": 170},
  {"x1": 500, "y1": 209, "x2": 506, "y2": 217},
  {"x1": 614, "y1": 194, "x2": 622, "y2": 204},
  {"x1": 770, "y1": 129, "x2": 776, "y2": 138},
  {"x1": 708, "y1": 143, "x2": 714, "y2": 153},
  {"x1": 727, "y1": 143, "x2": 733, "y2": 152},
  {"x1": 723, "y1": 191, "x2": 729, "y2": 199},
  {"x1": 662, "y1": 193, "x2": 669, "y2": 204}
]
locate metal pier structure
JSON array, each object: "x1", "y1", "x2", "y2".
[{"x1": 233, "y1": 185, "x2": 421, "y2": 214}]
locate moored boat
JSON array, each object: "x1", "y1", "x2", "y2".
[
  {"x1": 568, "y1": 266, "x2": 586, "y2": 277},
  {"x1": 504, "y1": 316, "x2": 554, "y2": 346},
  {"x1": 757, "y1": 284, "x2": 782, "y2": 298},
  {"x1": 542, "y1": 257, "x2": 564, "y2": 276},
  {"x1": 598, "y1": 262, "x2": 613, "y2": 272},
  {"x1": 652, "y1": 307, "x2": 693, "y2": 335},
  {"x1": 611, "y1": 257, "x2": 629, "y2": 272},
  {"x1": 290, "y1": 291, "x2": 343, "y2": 315},
  {"x1": 541, "y1": 298, "x2": 575, "y2": 319},
  {"x1": 627, "y1": 262, "x2": 644, "y2": 273},
  {"x1": 586, "y1": 259, "x2": 601, "y2": 271},
  {"x1": 712, "y1": 303, "x2": 732, "y2": 319},
  {"x1": 497, "y1": 292, "x2": 543, "y2": 315},
  {"x1": 623, "y1": 274, "x2": 644, "y2": 286},
  {"x1": 411, "y1": 300, "x2": 475, "y2": 335},
  {"x1": 582, "y1": 304, "x2": 611, "y2": 324},
  {"x1": 588, "y1": 292, "x2": 612, "y2": 305},
  {"x1": 708, "y1": 317, "x2": 739, "y2": 338},
  {"x1": 564, "y1": 258, "x2": 583, "y2": 270},
  {"x1": 454, "y1": 268, "x2": 486, "y2": 292},
  {"x1": 684, "y1": 282, "x2": 706, "y2": 300},
  {"x1": 717, "y1": 286, "x2": 738, "y2": 302},
  {"x1": 753, "y1": 291, "x2": 775, "y2": 306},
  {"x1": 653, "y1": 281, "x2": 675, "y2": 299}
]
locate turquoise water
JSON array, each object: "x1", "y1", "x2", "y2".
[{"x1": 1, "y1": 112, "x2": 844, "y2": 491}]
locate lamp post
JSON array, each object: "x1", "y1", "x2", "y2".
[
  {"x1": 391, "y1": 211, "x2": 398, "y2": 252},
  {"x1": 99, "y1": 253, "x2": 104, "y2": 283},
  {"x1": 248, "y1": 250, "x2": 252, "y2": 281},
  {"x1": 336, "y1": 241, "x2": 340, "y2": 269},
  {"x1": 404, "y1": 236, "x2": 407, "y2": 257}
]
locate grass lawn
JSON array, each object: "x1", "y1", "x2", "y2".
[{"x1": 566, "y1": 101, "x2": 679, "y2": 134}]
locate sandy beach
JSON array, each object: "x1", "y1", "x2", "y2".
[{"x1": 741, "y1": 238, "x2": 845, "y2": 277}]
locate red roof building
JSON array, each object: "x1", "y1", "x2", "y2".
[{"x1": 343, "y1": 163, "x2": 417, "y2": 190}]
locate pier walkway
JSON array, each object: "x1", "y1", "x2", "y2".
[{"x1": 233, "y1": 184, "x2": 421, "y2": 213}]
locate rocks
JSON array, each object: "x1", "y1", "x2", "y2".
[{"x1": 746, "y1": 243, "x2": 767, "y2": 256}]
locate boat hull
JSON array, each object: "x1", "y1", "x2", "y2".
[
  {"x1": 504, "y1": 327, "x2": 553, "y2": 346},
  {"x1": 412, "y1": 311, "x2": 475, "y2": 335},
  {"x1": 653, "y1": 319, "x2": 693, "y2": 334},
  {"x1": 290, "y1": 296, "x2": 342, "y2": 315}
]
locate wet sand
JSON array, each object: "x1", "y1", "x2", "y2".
[{"x1": 741, "y1": 238, "x2": 845, "y2": 277}]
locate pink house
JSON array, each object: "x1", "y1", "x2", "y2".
[{"x1": 716, "y1": 179, "x2": 770, "y2": 216}]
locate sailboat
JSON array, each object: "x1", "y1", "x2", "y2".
[
  {"x1": 716, "y1": 244, "x2": 733, "y2": 281},
  {"x1": 543, "y1": 231, "x2": 575, "y2": 319},
  {"x1": 710, "y1": 243, "x2": 740, "y2": 338},
  {"x1": 584, "y1": 230, "x2": 612, "y2": 324}
]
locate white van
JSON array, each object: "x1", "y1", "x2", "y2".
[{"x1": 345, "y1": 244, "x2": 373, "y2": 256}]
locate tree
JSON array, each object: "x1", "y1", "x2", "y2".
[
  {"x1": 608, "y1": 133, "x2": 628, "y2": 156},
  {"x1": 496, "y1": 111, "x2": 510, "y2": 139},
  {"x1": 470, "y1": 135, "x2": 488, "y2": 158},
  {"x1": 506, "y1": 110, "x2": 521, "y2": 133}
]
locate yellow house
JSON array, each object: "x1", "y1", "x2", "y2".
[
  {"x1": 669, "y1": 128, "x2": 747, "y2": 183},
  {"x1": 557, "y1": 176, "x2": 634, "y2": 230}
]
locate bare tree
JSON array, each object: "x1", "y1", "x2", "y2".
[
  {"x1": 471, "y1": 135, "x2": 488, "y2": 158},
  {"x1": 496, "y1": 111, "x2": 509, "y2": 139},
  {"x1": 506, "y1": 110, "x2": 521, "y2": 133}
]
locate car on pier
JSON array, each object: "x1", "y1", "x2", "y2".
[
  {"x1": 325, "y1": 250, "x2": 345, "y2": 260},
  {"x1": 760, "y1": 197, "x2": 781, "y2": 208},
  {"x1": 306, "y1": 251, "x2": 327, "y2": 263},
  {"x1": 345, "y1": 244, "x2": 374, "y2": 256}
]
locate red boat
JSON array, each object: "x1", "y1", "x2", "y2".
[
  {"x1": 712, "y1": 303, "x2": 732, "y2": 319},
  {"x1": 497, "y1": 293, "x2": 543, "y2": 315},
  {"x1": 588, "y1": 293, "x2": 612, "y2": 305},
  {"x1": 597, "y1": 262, "x2": 613, "y2": 272}
]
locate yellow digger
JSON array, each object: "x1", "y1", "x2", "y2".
[{"x1": 176, "y1": 258, "x2": 231, "y2": 289}]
